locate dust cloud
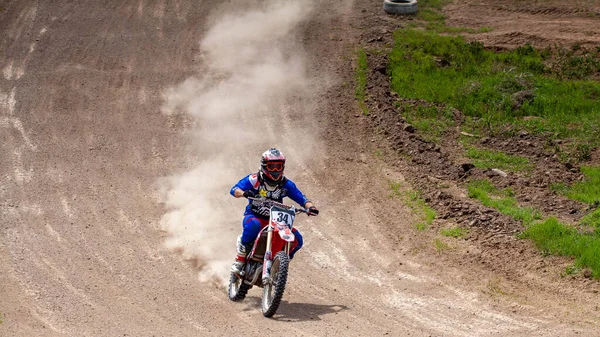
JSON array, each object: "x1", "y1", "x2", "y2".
[{"x1": 159, "y1": 0, "x2": 320, "y2": 284}]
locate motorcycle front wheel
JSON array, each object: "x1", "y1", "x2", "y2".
[
  {"x1": 228, "y1": 273, "x2": 250, "y2": 302},
  {"x1": 261, "y1": 251, "x2": 289, "y2": 317}
]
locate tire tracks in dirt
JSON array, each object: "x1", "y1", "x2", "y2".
[{"x1": 445, "y1": 0, "x2": 600, "y2": 48}]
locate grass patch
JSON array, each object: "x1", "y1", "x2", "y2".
[
  {"x1": 552, "y1": 44, "x2": 600, "y2": 80},
  {"x1": 389, "y1": 30, "x2": 600, "y2": 150},
  {"x1": 521, "y1": 218, "x2": 600, "y2": 278},
  {"x1": 434, "y1": 238, "x2": 452, "y2": 253},
  {"x1": 563, "y1": 166, "x2": 600, "y2": 204},
  {"x1": 441, "y1": 227, "x2": 468, "y2": 238},
  {"x1": 400, "y1": 103, "x2": 455, "y2": 142},
  {"x1": 355, "y1": 48, "x2": 369, "y2": 115},
  {"x1": 580, "y1": 209, "x2": 600, "y2": 233},
  {"x1": 417, "y1": 8, "x2": 445, "y2": 23},
  {"x1": 468, "y1": 180, "x2": 541, "y2": 225},
  {"x1": 468, "y1": 179, "x2": 600, "y2": 278},
  {"x1": 553, "y1": 166, "x2": 600, "y2": 233},
  {"x1": 562, "y1": 264, "x2": 583, "y2": 277},
  {"x1": 465, "y1": 146, "x2": 533, "y2": 172},
  {"x1": 390, "y1": 182, "x2": 437, "y2": 231},
  {"x1": 418, "y1": 0, "x2": 452, "y2": 10}
]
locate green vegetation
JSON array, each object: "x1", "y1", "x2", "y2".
[
  {"x1": 389, "y1": 30, "x2": 600, "y2": 149},
  {"x1": 418, "y1": 0, "x2": 451, "y2": 10},
  {"x1": 562, "y1": 265, "x2": 583, "y2": 277},
  {"x1": 390, "y1": 182, "x2": 436, "y2": 231},
  {"x1": 552, "y1": 45, "x2": 600, "y2": 80},
  {"x1": 467, "y1": 180, "x2": 541, "y2": 225},
  {"x1": 434, "y1": 238, "x2": 452, "y2": 253},
  {"x1": 465, "y1": 146, "x2": 533, "y2": 172},
  {"x1": 355, "y1": 48, "x2": 369, "y2": 115},
  {"x1": 564, "y1": 166, "x2": 600, "y2": 204},
  {"x1": 441, "y1": 227, "x2": 468, "y2": 238},
  {"x1": 384, "y1": 0, "x2": 600, "y2": 279},
  {"x1": 580, "y1": 209, "x2": 600, "y2": 233},
  {"x1": 468, "y1": 179, "x2": 600, "y2": 278},
  {"x1": 554, "y1": 166, "x2": 600, "y2": 232},
  {"x1": 400, "y1": 104, "x2": 454, "y2": 142},
  {"x1": 417, "y1": 8, "x2": 445, "y2": 23},
  {"x1": 521, "y1": 218, "x2": 600, "y2": 278}
]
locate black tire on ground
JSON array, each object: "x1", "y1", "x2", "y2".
[
  {"x1": 228, "y1": 273, "x2": 250, "y2": 302},
  {"x1": 383, "y1": 0, "x2": 418, "y2": 15},
  {"x1": 261, "y1": 251, "x2": 289, "y2": 317}
]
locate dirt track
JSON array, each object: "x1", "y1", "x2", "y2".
[{"x1": 1, "y1": 1, "x2": 599, "y2": 336}]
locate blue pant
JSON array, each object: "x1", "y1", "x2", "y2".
[{"x1": 241, "y1": 214, "x2": 303, "y2": 259}]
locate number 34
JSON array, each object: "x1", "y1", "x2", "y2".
[{"x1": 275, "y1": 212, "x2": 291, "y2": 225}]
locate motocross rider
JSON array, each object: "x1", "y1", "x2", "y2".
[{"x1": 229, "y1": 148, "x2": 319, "y2": 276}]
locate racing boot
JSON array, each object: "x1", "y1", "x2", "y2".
[{"x1": 230, "y1": 235, "x2": 248, "y2": 276}]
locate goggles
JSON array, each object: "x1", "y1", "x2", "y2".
[{"x1": 265, "y1": 162, "x2": 284, "y2": 172}]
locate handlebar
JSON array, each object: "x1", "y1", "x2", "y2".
[{"x1": 247, "y1": 197, "x2": 314, "y2": 215}]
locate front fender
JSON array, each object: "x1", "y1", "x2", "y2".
[{"x1": 277, "y1": 227, "x2": 295, "y2": 242}]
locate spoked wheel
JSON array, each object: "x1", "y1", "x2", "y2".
[
  {"x1": 228, "y1": 273, "x2": 250, "y2": 302},
  {"x1": 261, "y1": 251, "x2": 289, "y2": 317}
]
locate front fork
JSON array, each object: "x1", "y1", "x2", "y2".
[{"x1": 262, "y1": 226, "x2": 291, "y2": 285}]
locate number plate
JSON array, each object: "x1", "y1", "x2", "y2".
[
  {"x1": 272, "y1": 210, "x2": 294, "y2": 226},
  {"x1": 270, "y1": 206, "x2": 295, "y2": 227}
]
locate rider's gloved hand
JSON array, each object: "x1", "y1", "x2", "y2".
[
  {"x1": 243, "y1": 190, "x2": 255, "y2": 199},
  {"x1": 307, "y1": 206, "x2": 319, "y2": 216}
]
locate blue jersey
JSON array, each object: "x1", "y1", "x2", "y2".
[{"x1": 230, "y1": 173, "x2": 309, "y2": 218}]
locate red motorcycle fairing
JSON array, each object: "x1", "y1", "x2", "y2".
[
  {"x1": 273, "y1": 221, "x2": 295, "y2": 242},
  {"x1": 248, "y1": 225, "x2": 296, "y2": 261}
]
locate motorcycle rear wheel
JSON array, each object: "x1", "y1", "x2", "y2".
[
  {"x1": 228, "y1": 273, "x2": 250, "y2": 302},
  {"x1": 261, "y1": 251, "x2": 289, "y2": 317}
]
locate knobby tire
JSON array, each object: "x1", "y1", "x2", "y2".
[
  {"x1": 228, "y1": 273, "x2": 250, "y2": 302},
  {"x1": 262, "y1": 251, "x2": 289, "y2": 317}
]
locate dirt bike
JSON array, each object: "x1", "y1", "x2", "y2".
[{"x1": 227, "y1": 197, "x2": 315, "y2": 317}]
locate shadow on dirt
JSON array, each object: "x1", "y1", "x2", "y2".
[
  {"x1": 273, "y1": 301, "x2": 349, "y2": 322},
  {"x1": 241, "y1": 296, "x2": 349, "y2": 322}
]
